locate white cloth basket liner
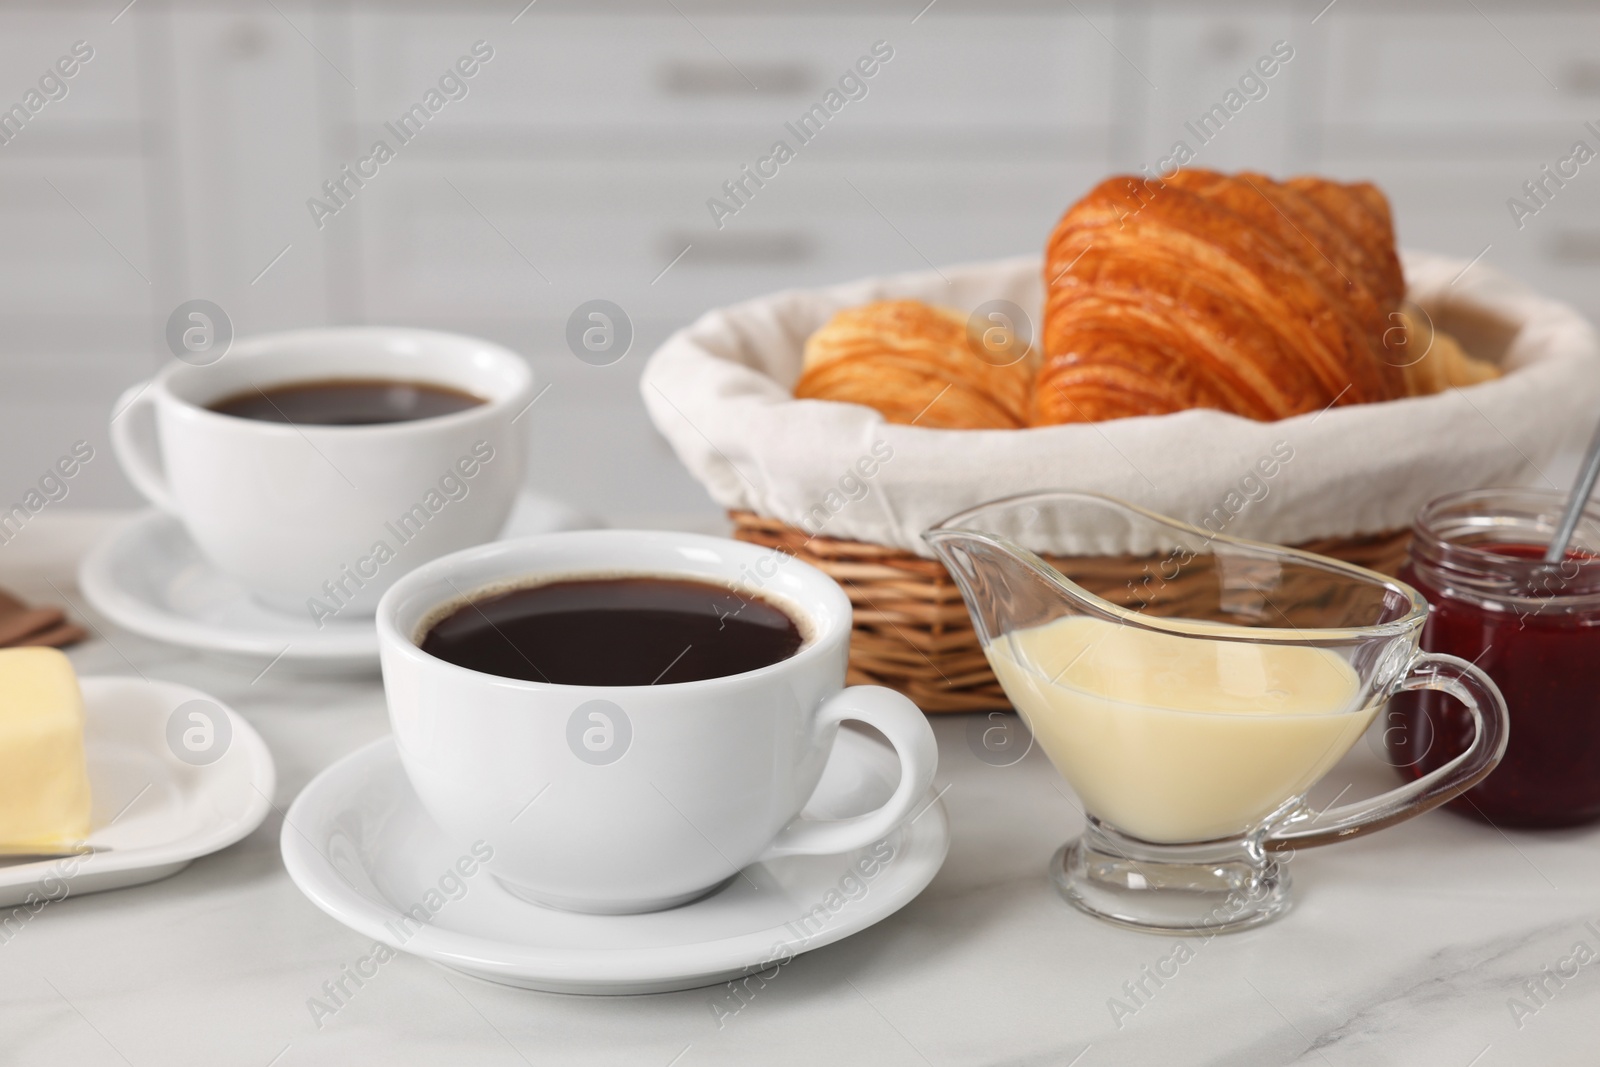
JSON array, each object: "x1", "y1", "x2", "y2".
[{"x1": 642, "y1": 251, "x2": 1600, "y2": 556}]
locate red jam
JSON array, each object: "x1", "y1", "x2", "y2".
[{"x1": 1387, "y1": 491, "x2": 1600, "y2": 828}]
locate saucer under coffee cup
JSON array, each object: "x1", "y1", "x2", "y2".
[{"x1": 376, "y1": 530, "x2": 940, "y2": 915}]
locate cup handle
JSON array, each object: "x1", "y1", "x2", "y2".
[
  {"x1": 758, "y1": 685, "x2": 939, "y2": 860},
  {"x1": 1266, "y1": 651, "x2": 1509, "y2": 850},
  {"x1": 110, "y1": 382, "x2": 176, "y2": 511}
]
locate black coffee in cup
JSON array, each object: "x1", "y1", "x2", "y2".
[
  {"x1": 419, "y1": 576, "x2": 804, "y2": 685},
  {"x1": 209, "y1": 378, "x2": 484, "y2": 426}
]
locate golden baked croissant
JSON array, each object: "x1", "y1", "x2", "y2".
[
  {"x1": 1389, "y1": 309, "x2": 1501, "y2": 396},
  {"x1": 1035, "y1": 170, "x2": 1410, "y2": 425},
  {"x1": 794, "y1": 300, "x2": 1033, "y2": 430}
]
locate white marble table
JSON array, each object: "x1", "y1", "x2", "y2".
[{"x1": 2, "y1": 512, "x2": 1597, "y2": 1067}]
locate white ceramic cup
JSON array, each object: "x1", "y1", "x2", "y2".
[
  {"x1": 377, "y1": 530, "x2": 940, "y2": 915},
  {"x1": 111, "y1": 328, "x2": 533, "y2": 619}
]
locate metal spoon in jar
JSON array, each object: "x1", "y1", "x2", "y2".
[{"x1": 1545, "y1": 417, "x2": 1600, "y2": 563}]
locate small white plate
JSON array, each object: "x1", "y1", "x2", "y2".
[
  {"x1": 0, "y1": 676, "x2": 275, "y2": 908},
  {"x1": 282, "y1": 728, "x2": 949, "y2": 995},
  {"x1": 77, "y1": 491, "x2": 596, "y2": 673}
]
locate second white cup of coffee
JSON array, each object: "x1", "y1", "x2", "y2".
[
  {"x1": 377, "y1": 530, "x2": 940, "y2": 914},
  {"x1": 110, "y1": 327, "x2": 533, "y2": 620}
]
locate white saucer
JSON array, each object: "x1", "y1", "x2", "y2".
[
  {"x1": 0, "y1": 676, "x2": 275, "y2": 908},
  {"x1": 77, "y1": 490, "x2": 596, "y2": 673},
  {"x1": 281, "y1": 728, "x2": 949, "y2": 995}
]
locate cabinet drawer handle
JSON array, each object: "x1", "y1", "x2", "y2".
[
  {"x1": 661, "y1": 231, "x2": 812, "y2": 265},
  {"x1": 1548, "y1": 228, "x2": 1600, "y2": 263},
  {"x1": 1558, "y1": 59, "x2": 1600, "y2": 97},
  {"x1": 656, "y1": 60, "x2": 814, "y2": 96}
]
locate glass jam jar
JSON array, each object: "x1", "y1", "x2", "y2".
[{"x1": 1387, "y1": 487, "x2": 1600, "y2": 827}]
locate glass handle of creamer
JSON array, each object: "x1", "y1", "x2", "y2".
[{"x1": 1266, "y1": 652, "x2": 1510, "y2": 851}]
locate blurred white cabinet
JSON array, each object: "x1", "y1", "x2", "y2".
[
  {"x1": 344, "y1": 156, "x2": 1111, "y2": 323},
  {"x1": 343, "y1": 13, "x2": 1114, "y2": 135},
  {"x1": 1138, "y1": 10, "x2": 1303, "y2": 175},
  {"x1": 166, "y1": 9, "x2": 333, "y2": 333},
  {"x1": 329, "y1": 10, "x2": 1116, "y2": 327},
  {"x1": 0, "y1": 13, "x2": 151, "y2": 342},
  {"x1": 0, "y1": 8, "x2": 159, "y2": 508},
  {"x1": 1324, "y1": 11, "x2": 1600, "y2": 138},
  {"x1": 0, "y1": 1, "x2": 1597, "y2": 519}
]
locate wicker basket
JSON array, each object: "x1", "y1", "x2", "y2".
[{"x1": 731, "y1": 511, "x2": 1412, "y2": 713}]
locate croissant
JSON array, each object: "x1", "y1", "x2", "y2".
[
  {"x1": 794, "y1": 300, "x2": 1033, "y2": 430},
  {"x1": 1035, "y1": 170, "x2": 1410, "y2": 425},
  {"x1": 1391, "y1": 309, "x2": 1501, "y2": 396}
]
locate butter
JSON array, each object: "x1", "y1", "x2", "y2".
[{"x1": 0, "y1": 648, "x2": 92, "y2": 847}]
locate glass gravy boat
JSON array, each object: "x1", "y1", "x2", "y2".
[{"x1": 925, "y1": 491, "x2": 1508, "y2": 934}]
